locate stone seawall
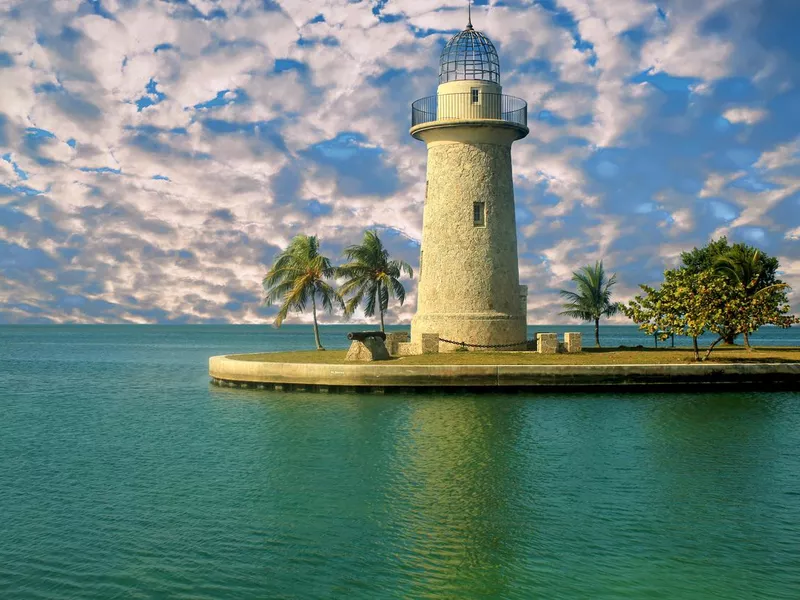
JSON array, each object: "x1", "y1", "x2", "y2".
[{"x1": 210, "y1": 354, "x2": 800, "y2": 392}]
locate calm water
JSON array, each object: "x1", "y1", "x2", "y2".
[{"x1": 1, "y1": 325, "x2": 799, "y2": 599}]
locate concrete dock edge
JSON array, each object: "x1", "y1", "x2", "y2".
[{"x1": 209, "y1": 354, "x2": 800, "y2": 392}]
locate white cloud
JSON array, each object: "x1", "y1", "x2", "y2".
[
  {"x1": 723, "y1": 107, "x2": 768, "y2": 125},
  {"x1": 0, "y1": 0, "x2": 798, "y2": 325}
]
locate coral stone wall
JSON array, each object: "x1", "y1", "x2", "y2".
[{"x1": 411, "y1": 132, "x2": 526, "y2": 351}]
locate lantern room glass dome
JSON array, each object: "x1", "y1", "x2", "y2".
[{"x1": 438, "y1": 24, "x2": 500, "y2": 85}]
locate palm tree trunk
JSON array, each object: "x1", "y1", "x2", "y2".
[
  {"x1": 377, "y1": 281, "x2": 385, "y2": 332},
  {"x1": 594, "y1": 318, "x2": 600, "y2": 348},
  {"x1": 312, "y1": 294, "x2": 324, "y2": 351}
]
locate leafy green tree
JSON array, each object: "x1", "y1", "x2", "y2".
[
  {"x1": 559, "y1": 261, "x2": 621, "y2": 348},
  {"x1": 624, "y1": 267, "x2": 798, "y2": 361},
  {"x1": 262, "y1": 235, "x2": 343, "y2": 350},
  {"x1": 682, "y1": 237, "x2": 780, "y2": 286},
  {"x1": 337, "y1": 230, "x2": 413, "y2": 332},
  {"x1": 624, "y1": 269, "x2": 736, "y2": 360},
  {"x1": 681, "y1": 237, "x2": 781, "y2": 343},
  {"x1": 715, "y1": 246, "x2": 796, "y2": 350}
]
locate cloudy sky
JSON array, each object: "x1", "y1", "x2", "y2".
[{"x1": 0, "y1": 0, "x2": 798, "y2": 325}]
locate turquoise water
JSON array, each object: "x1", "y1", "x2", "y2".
[{"x1": 1, "y1": 325, "x2": 799, "y2": 599}]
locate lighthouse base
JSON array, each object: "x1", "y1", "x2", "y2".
[{"x1": 411, "y1": 312, "x2": 527, "y2": 352}]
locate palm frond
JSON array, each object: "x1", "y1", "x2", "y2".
[
  {"x1": 337, "y1": 264, "x2": 373, "y2": 279},
  {"x1": 389, "y1": 259, "x2": 413, "y2": 279},
  {"x1": 315, "y1": 280, "x2": 344, "y2": 313},
  {"x1": 344, "y1": 285, "x2": 367, "y2": 316},
  {"x1": 559, "y1": 290, "x2": 583, "y2": 303},
  {"x1": 363, "y1": 282, "x2": 379, "y2": 317},
  {"x1": 273, "y1": 276, "x2": 309, "y2": 327},
  {"x1": 274, "y1": 299, "x2": 293, "y2": 328},
  {"x1": 714, "y1": 247, "x2": 763, "y2": 292},
  {"x1": 336, "y1": 230, "x2": 410, "y2": 321},
  {"x1": 378, "y1": 279, "x2": 390, "y2": 312},
  {"x1": 262, "y1": 280, "x2": 296, "y2": 306},
  {"x1": 559, "y1": 260, "x2": 619, "y2": 323},
  {"x1": 262, "y1": 234, "x2": 339, "y2": 326},
  {"x1": 559, "y1": 307, "x2": 595, "y2": 321},
  {"x1": 391, "y1": 277, "x2": 406, "y2": 305},
  {"x1": 752, "y1": 283, "x2": 789, "y2": 298}
]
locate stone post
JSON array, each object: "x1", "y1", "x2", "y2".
[
  {"x1": 421, "y1": 333, "x2": 440, "y2": 354},
  {"x1": 385, "y1": 332, "x2": 410, "y2": 356},
  {"x1": 536, "y1": 333, "x2": 558, "y2": 354},
  {"x1": 564, "y1": 332, "x2": 582, "y2": 353}
]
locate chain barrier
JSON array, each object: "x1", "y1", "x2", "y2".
[{"x1": 438, "y1": 337, "x2": 531, "y2": 350}]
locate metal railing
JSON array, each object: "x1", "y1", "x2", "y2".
[{"x1": 411, "y1": 92, "x2": 527, "y2": 128}]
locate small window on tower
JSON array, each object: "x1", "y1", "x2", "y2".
[
  {"x1": 473, "y1": 202, "x2": 485, "y2": 227},
  {"x1": 471, "y1": 88, "x2": 479, "y2": 104}
]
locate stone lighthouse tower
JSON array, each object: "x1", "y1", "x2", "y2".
[{"x1": 409, "y1": 10, "x2": 529, "y2": 351}]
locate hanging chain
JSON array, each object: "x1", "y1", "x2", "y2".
[{"x1": 438, "y1": 337, "x2": 531, "y2": 349}]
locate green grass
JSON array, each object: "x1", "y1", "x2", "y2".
[{"x1": 229, "y1": 346, "x2": 800, "y2": 365}]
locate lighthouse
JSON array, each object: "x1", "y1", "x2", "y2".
[{"x1": 409, "y1": 10, "x2": 529, "y2": 351}]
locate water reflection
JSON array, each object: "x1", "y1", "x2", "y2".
[
  {"x1": 206, "y1": 388, "x2": 800, "y2": 599},
  {"x1": 389, "y1": 395, "x2": 528, "y2": 597}
]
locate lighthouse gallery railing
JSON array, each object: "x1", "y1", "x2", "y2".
[{"x1": 411, "y1": 93, "x2": 527, "y2": 128}]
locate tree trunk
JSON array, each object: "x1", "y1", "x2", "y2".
[
  {"x1": 743, "y1": 330, "x2": 751, "y2": 351},
  {"x1": 594, "y1": 318, "x2": 600, "y2": 348},
  {"x1": 722, "y1": 329, "x2": 737, "y2": 345},
  {"x1": 378, "y1": 282, "x2": 385, "y2": 332},
  {"x1": 692, "y1": 336, "x2": 700, "y2": 361},
  {"x1": 312, "y1": 294, "x2": 324, "y2": 351},
  {"x1": 702, "y1": 336, "x2": 724, "y2": 361}
]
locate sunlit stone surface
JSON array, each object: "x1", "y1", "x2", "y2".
[{"x1": 410, "y1": 21, "x2": 529, "y2": 352}]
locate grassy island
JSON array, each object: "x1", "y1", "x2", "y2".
[{"x1": 232, "y1": 346, "x2": 800, "y2": 366}]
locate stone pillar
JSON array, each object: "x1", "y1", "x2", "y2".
[
  {"x1": 386, "y1": 332, "x2": 410, "y2": 356},
  {"x1": 536, "y1": 333, "x2": 558, "y2": 355},
  {"x1": 421, "y1": 333, "x2": 440, "y2": 354},
  {"x1": 564, "y1": 332, "x2": 582, "y2": 353}
]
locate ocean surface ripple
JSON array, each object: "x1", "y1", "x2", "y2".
[{"x1": 1, "y1": 325, "x2": 799, "y2": 599}]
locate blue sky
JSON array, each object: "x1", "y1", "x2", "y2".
[{"x1": 0, "y1": 0, "x2": 798, "y2": 325}]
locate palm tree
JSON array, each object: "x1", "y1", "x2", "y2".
[
  {"x1": 714, "y1": 246, "x2": 786, "y2": 350},
  {"x1": 337, "y1": 230, "x2": 413, "y2": 332},
  {"x1": 262, "y1": 234, "x2": 343, "y2": 350},
  {"x1": 559, "y1": 261, "x2": 621, "y2": 348}
]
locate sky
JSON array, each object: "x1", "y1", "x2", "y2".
[{"x1": 0, "y1": 0, "x2": 798, "y2": 326}]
